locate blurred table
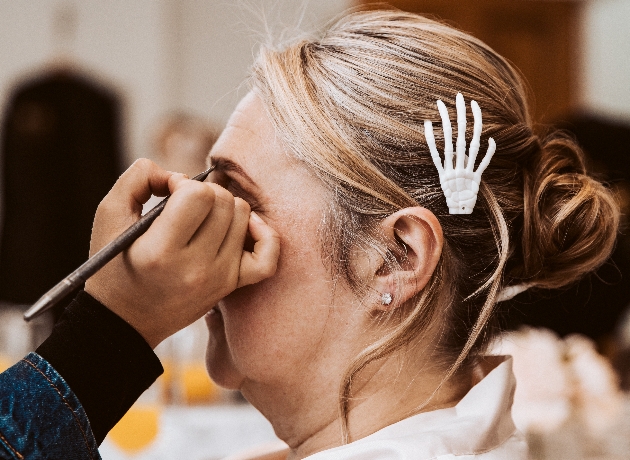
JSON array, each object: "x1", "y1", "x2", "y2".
[{"x1": 100, "y1": 404, "x2": 282, "y2": 460}]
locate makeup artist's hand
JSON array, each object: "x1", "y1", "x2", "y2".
[{"x1": 85, "y1": 159, "x2": 280, "y2": 348}]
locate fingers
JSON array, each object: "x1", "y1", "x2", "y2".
[
  {"x1": 455, "y1": 93, "x2": 467, "y2": 170},
  {"x1": 238, "y1": 212, "x2": 280, "y2": 287},
  {"x1": 436, "y1": 100, "x2": 454, "y2": 170},
  {"x1": 423, "y1": 120, "x2": 444, "y2": 176},
  {"x1": 475, "y1": 138, "x2": 496, "y2": 178},
  {"x1": 185, "y1": 184, "x2": 238, "y2": 255},
  {"x1": 149, "y1": 177, "x2": 219, "y2": 248},
  {"x1": 109, "y1": 159, "x2": 174, "y2": 214},
  {"x1": 215, "y1": 197, "x2": 250, "y2": 262},
  {"x1": 467, "y1": 100, "x2": 483, "y2": 172}
]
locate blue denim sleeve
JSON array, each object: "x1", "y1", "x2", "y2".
[{"x1": 0, "y1": 352, "x2": 101, "y2": 460}]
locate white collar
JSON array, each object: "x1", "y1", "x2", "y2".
[{"x1": 307, "y1": 356, "x2": 523, "y2": 459}]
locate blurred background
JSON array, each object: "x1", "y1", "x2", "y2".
[{"x1": 0, "y1": 1, "x2": 629, "y2": 459}]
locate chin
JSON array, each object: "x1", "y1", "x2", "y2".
[{"x1": 206, "y1": 359, "x2": 243, "y2": 390}]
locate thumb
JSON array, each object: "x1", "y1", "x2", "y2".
[{"x1": 238, "y1": 212, "x2": 280, "y2": 287}]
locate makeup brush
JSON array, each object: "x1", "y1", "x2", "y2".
[{"x1": 23, "y1": 166, "x2": 215, "y2": 322}]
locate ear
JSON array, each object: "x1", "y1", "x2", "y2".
[{"x1": 361, "y1": 207, "x2": 443, "y2": 311}]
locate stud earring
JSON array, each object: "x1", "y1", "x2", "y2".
[{"x1": 381, "y1": 293, "x2": 393, "y2": 306}]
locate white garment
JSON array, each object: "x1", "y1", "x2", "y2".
[{"x1": 307, "y1": 356, "x2": 527, "y2": 459}]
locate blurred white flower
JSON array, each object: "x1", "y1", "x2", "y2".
[
  {"x1": 490, "y1": 327, "x2": 622, "y2": 436},
  {"x1": 491, "y1": 327, "x2": 571, "y2": 433},
  {"x1": 564, "y1": 334, "x2": 623, "y2": 435}
]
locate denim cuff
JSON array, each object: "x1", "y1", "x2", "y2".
[{"x1": 0, "y1": 352, "x2": 100, "y2": 459}]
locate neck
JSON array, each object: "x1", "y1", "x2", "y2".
[{"x1": 243, "y1": 346, "x2": 472, "y2": 460}]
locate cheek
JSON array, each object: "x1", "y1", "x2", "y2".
[{"x1": 217, "y1": 229, "x2": 334, "y2": 383}]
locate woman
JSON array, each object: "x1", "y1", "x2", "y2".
[
  {"x1": 0, "y1": 9, "x2": 617, "y2": 460},
  {"x1": 204, "y1": 10, "x2": 619, "y2": 459}
]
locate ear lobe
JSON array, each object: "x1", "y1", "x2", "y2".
[{"x1": 371, "y1": 207, "x2": 443, "y2": 311}]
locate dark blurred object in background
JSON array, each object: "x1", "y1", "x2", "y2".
[
  {"x1": 557, "y1": 115, "x2": 630, "y2": 185},
  {"x1": 615, "y1": 306, "x2": 630, "y2": 390},
  {"x1": 0, "y1": 69, "x2": 123, "y2": 318}
]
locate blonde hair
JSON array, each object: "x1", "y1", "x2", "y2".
[{"x1": 250, "y1": 10, "x2": 620, "y2": 440}]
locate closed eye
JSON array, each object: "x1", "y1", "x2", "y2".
[
  {"x1": 227, "y1": 179, "x2": 262, "y2": 212},
  {"x1": 209, "y1": 157, "x2": 263, "y2": 212}
]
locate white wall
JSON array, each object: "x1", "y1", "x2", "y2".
[
  {"x1": 0, "y1": 1, "x2": 350, "y2": 163},
  {"x1": 0, "y1": 0, "x2": 176, "y2": 164},
  {"x1": 176, "y1": 0, "x2": 350, "y2": 126},
  {"x1": 1, "y1": 0, "x2": 628, "y2": 166},
  {"x1": 582, "y1": 0, "x2": 630, "y2": 122}
]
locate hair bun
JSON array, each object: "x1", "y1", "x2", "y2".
[{"x1": 520, "y1": 132, "x2": 619, "y2": 289}]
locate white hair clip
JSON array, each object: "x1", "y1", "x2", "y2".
[{"x1": 424, "y1": 93, "x2": 496, "y2": 214}]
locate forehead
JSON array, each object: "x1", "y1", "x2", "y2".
[
  {"x1": 209, "y1": 92, "x2": 321, "y2": 196},
  {"x1": 208, "y1": 93, "x2": 328, "y2": 215},
  {"x1": 208, "y1": 92, "x2": 282, "y2": 167}
]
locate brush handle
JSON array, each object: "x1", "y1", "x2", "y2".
[{"x1": 24, "y1": 167, "x2": 213, "y2": 322}]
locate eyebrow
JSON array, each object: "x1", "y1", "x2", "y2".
[{"x1": 210, "y1": 157, "x2": 258, "y2": 190}]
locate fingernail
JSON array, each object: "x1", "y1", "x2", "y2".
[{"x1": 250, "y1": 211, "x2": 263, "y2": 224}]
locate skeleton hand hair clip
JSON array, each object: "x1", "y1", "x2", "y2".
[{"x1": 424, "y1": 93, "x2": 496, "y2": 214}]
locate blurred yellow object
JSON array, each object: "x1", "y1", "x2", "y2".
[
  {"x1": 108, "y1": 404, "x2": 160, "y2": 452},
  {"x1": 0, "y1": 355, "x2": 14, "y2": 373},
  {"x1": 159, "y1": 359, "x2": 175, "y2": 404},
  {"x1": 182, "y1": 362, "x2": 219, "y2": 404}
]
